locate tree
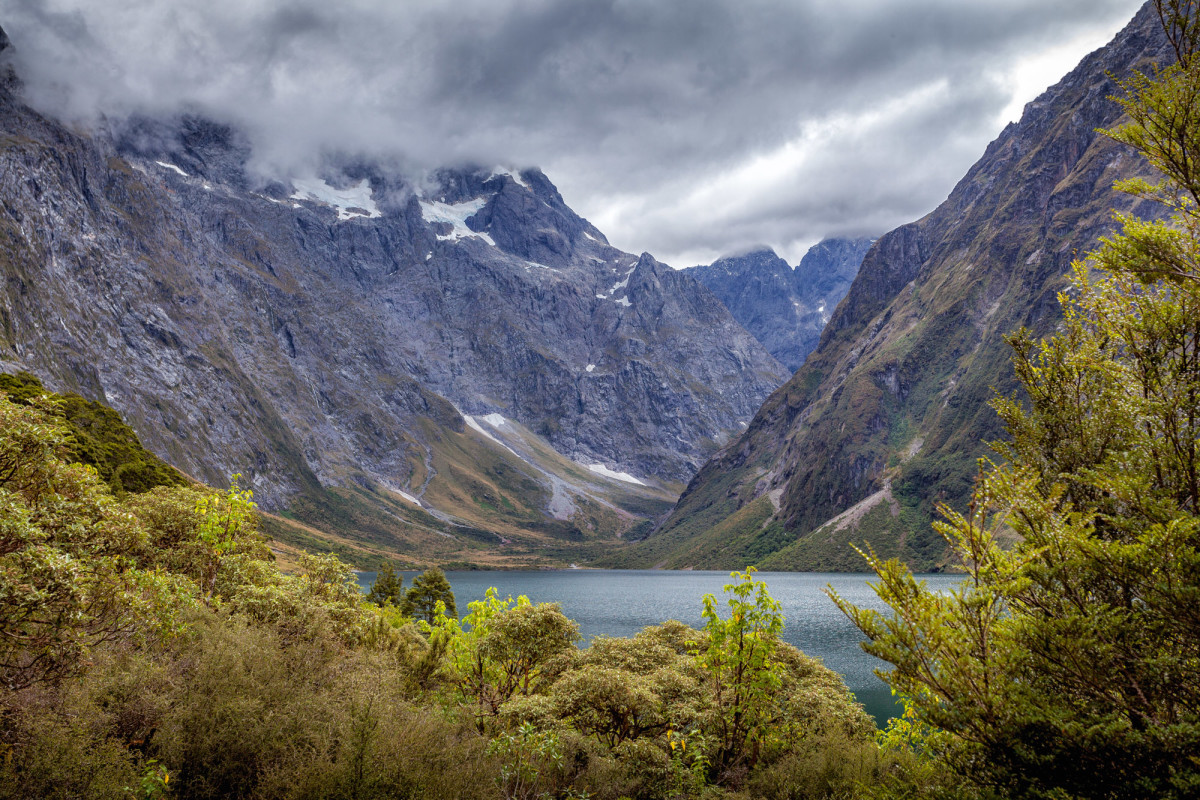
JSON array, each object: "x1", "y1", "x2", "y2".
[
  {"x1": 428, "y1": 588, "x2": 578, "y2": 730},
  {"x1": 831, "y1": 4, "x2": 1200, "y2": 797},
  {"x1": 193, "y1": 475, "x2": 256, "y2": 603},
  {"x1": 694, "y1": 568, "x2": 785, "y2": 781},
  {"x1": 0, "y1": 393, "x2": 190, "y2": 690},
  {"x1": 477, "y1": 601, "x2": 579, "y2": 700},
  {"x1": 548, "y1": 627, "x2": 705, "y2": 750},
  {"x1": 401, "y1": 566, "x2": 456, "y2": 622},
  {"x1": 365, "y1": 562, "x2": 403, "y2": 606}
]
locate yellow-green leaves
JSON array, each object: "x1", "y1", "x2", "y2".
[
  {"x1": 695, "y1": 568, "x2": 786, "y2": 778},
  {"x1": 835, "y1": 7, "x2": 1200, "y2": 794},
  {"x1": 429, "y1": 588, "x2": 578, "y2": 728},
  {"x1": 0, "y1": 395, "x2": 192, "y2": 689}
]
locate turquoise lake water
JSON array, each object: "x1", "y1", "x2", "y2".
[{"x1": 355, "y1": 569, "x2": 964, "y2": 726}]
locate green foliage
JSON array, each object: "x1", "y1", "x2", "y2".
[
  {"x1": 833, "y1": 8, "x2": 1200, "y2": 797},
  {"x1": 549, "y1": 664, "x2": 676, "y2": 749},
  {"x1": 0, "y1": 393, "x2": 193, "y2": 691},
  {"x1": 366, "y1": 562, "x2": 404, "y2": 606},
  {"x1": 0, "y1": 372, "x2": 185, "y2": 495},
  {"x1": 0, "y1": 386, "x2": 884, "y2": 799},
  {"x1": 126, "y1": 759, "x2": 172, "y2": 800},
  {"x1": 403, "y1": 566, "x2": 457, "y2": 622},
  {"x1": 478, "y1": 600, "x2": 579, "y2": 696},
  {"x1": 430, "y1": 588, "x2": 579, "y2": 729},
  {"x1": 694, "y1": 568, "x2": 785, "y2": 780},
  {"x1": 192, "y1": 475, "x2": 256, "y2": 601},
  {"x1": 545, "y1": 627, "x2": 705, "y2": 753},
  {"x1": 108, "y1": 613, "x2": 495, "y2": 800},
  {"x1": 487, "y1": 722, "x2": 582, "y2": 800},
  {"x1": 123, "y1": 483, "x2": 270, "y2": 593},
  {"x1": 0, "y1": 674, "x2": 146, "y2": 799},
  {"x1": 667, "y1": 727, "x2": 711, "y2": 798},
  {"x1": 221, "y1": 551, "x2": 385, "y2": 648}
]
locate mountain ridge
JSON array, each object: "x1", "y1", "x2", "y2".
[
  {"x1": 610, "y1": 0, "x2": 1170, "y2": 571},
  {"x1": 0, "y1": 40, "x2": 785, "y2": 567},
  {"x1": 687, "y1": 238, "x2": 873, "y2": 372}
]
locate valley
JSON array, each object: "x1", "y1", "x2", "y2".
[
  {"x1": 0, "y1": 49, "x2": 786, "y2": 568},
  {"x1": 0, "y1": 2, "x2": 1172, "y2": 576},
  {"x1": 3, "y1": 2, "x2": 1199, "y2": 798}
]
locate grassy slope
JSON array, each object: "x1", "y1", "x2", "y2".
[{"x1": 256, "y1": 413, "x2": 678, "y2": 570}]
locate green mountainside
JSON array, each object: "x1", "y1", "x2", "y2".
[{"x1": 607, "y1": 3, "x2": 1172, "y2": 571}]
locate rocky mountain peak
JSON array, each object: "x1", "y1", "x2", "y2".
[
  {"x1": 688, "y1": 238, "x2": 872, "y2": 372},
  {"x1": 709, "y1": 247, "x2": 792, "y2": 282}
]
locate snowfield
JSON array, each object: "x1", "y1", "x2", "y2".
[
  {"x1": 291, "y1": 178, "x2": 382, "y2": 221},
  {"x1": 420, "y1": 198, "x2": 496, "y2": 245},
  {"x1": 586, "y1": 464, "x2": 646, "y2": 486}
]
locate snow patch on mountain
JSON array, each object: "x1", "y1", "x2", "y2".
[
  {"x1": 155, "y1": 161, "x2": 187, "y2": 177},
  {"x1": 420, "y1": 198, "x2": 496, "y2": 245},
  {"x1": 595, "y1": 267, "x2": 637, "y2": 302},
  {"x1": 290, "y1": 178, "x2": 382, "y2": 221},
  {"x1": 585, "y1": 464, "x2": 646, "y2": 485},
  {"x1": 488, "y1": 167, "x2": 528, "y2": 188},
  {"x1": 464, "y1": 414, "x2": 522, "y2": 459}
]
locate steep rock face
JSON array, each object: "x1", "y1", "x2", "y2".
[
  {"x1": 793, "y1": 238, "x2": 874, "y2": 315},
  {"x1": 688, "y1": 238, "x2": 872, "y2": 372},
  {"x1": 618, "y1": 2, "x2": 1169, "y2": 571},
  {"x1": 0, "y1": 42, "x2": 785, "y2": 562}
]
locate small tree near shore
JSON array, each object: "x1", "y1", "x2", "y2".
[
  {"x1": 402, "y1": 566, "x2": 456, "y2": 622},
  {"x1": 366, "y1": 562, "x2": 403, "y2": 606}
]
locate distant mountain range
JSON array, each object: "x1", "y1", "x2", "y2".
[
  {"x1": 0, "y1": 29, "x2": 791, "y2": 567},
  {"x1": 608, "y1": 1, "x2": 1170, "y2": 571},
  {"x1": 687, "y1": 239, "x2": 873, "y2": 373}
]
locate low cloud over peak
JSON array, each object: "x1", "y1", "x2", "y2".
[{"x1": 4, "y1": 0, "x2": 1145, "y2": 265}]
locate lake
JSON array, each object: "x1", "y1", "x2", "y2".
[{"x1": 355, "y1": 569, "x2": 964, "y2": 726}]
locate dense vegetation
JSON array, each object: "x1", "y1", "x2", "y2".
[
  {"x1": 0, "y1": 371, "x2": 186, "y2": 495},
  {"x1": 0, "y1": 386, "x2": 935, "y2": 799},
  {"x1": 834, "y1": 2, "x2": 1200, "y2": 798}
]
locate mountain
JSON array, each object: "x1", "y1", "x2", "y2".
[
  {"x1": 687, "y1": 238, "x2": 873, "y2": 372},
  {"x1": 607, "y1": 2, "x2": 1169, "y2": 571},
  {"x1": 0, "y1": 32, "x2": 786, "y2": 568}
]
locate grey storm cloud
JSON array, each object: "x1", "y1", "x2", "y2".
[{"x1": 2, "y1": 0, "x2": 1147, "y2": 265}]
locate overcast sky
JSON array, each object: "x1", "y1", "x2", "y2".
[{"x1": 4, "y1": 0, "x2": 1147, "y2": 266}]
